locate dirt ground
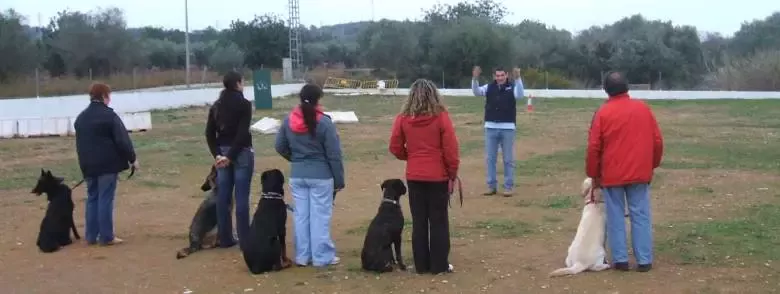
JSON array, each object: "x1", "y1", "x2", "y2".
[{"x1": 1, "y1": 96, "x2": 778, "y2": 294}]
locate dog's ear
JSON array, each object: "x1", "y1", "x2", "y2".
[
  {"x1": 40, "y1": 169, "x2": 45, "y2": 176},
  {"x1": 394, "y1": 179, "x2": 407, "y2": 195},
  {"x1": 45, "y1": 170, "x2": 52, "y2": 178},
  {"x1": 261, "y1": 170, "x2": 268, "y2": 183},
  {"x1": 380, "y1": 180, "x2": 388, "y2": 192},
  {"x1": 201, "y1": 166, "x2": 216, "y2": 191}
]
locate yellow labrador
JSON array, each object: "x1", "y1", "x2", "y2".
[{"x1": 549, "y1": 177, "x2": 610, "y2": 277}]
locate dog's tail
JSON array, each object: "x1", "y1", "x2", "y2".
[{"x1": 548, "y1": 263, "x2": 588, "y2": 277}]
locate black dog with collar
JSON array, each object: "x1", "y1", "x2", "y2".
[
  {"x1": 31, "y1": 169, "x2": 81, "y2": 253},
  {"x1": 361, "y1": 179, "x2": 408, "y2": 273},
  {"x1": 241, "y1": 169, "x2": 293, "y2": 274}
]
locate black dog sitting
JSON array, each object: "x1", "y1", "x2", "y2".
[
  {"x1": 176, "y1": 166, "x2": 232, "y2": 259},
  {"x1": 31, "y1": 169, "x2": 81, "y2": 253},
  {"x1": 241, "y1": 169, "x2": 293, "y2": 274},
  {"x1": 361, "y1": 179, "x2": 408, "y2": 273}
]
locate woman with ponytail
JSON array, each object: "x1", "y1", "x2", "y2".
[
  {"x1": 205, "y1": 71, "x2": 254, "y2": 248},
  {"x1": 275, "y1": 84, "x2": 345, "y2": 268}
]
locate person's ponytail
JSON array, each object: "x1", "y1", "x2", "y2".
[{"x1": 299, "y1": 84, "x2": 324, "y2": 138}]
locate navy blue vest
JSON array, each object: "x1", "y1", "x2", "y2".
[{"x1": 484, "y1": 81, "x2": 517, "y2": 124}]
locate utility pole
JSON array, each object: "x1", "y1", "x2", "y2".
[{"x1": 184, "y1": 0, "x2": 191, "y2": 88}]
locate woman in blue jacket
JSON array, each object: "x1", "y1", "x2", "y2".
[{"x1": 275, "y1": 84, "x2": 345, "y2": 267}]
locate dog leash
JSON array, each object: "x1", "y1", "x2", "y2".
[
  {"x1": 448, "y1": 176, "x2": 463, "y2": 208},
  {"x1": 70, "y1": 165, "x2": 137, "y2": 190}
]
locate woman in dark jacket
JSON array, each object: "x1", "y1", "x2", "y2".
[
  {"x1": 74, "y1": 82, "x2": 139, "y2": 246},
  {"x1": 205, "y1": 71, "x2": 254, "y2": 248},
  {"x1": 389, "y1": 78, "x2": 460, "y2": 274}
]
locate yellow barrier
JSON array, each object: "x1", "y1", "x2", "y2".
[{"x1": 323, "y1": 77, "x2": 399, "y2": 89}]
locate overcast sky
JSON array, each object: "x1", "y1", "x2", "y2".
[{"x1": 6, "y1": 0, "x2": 779, "y2": 36}]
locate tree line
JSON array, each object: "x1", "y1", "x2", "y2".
[{"x1": 1, "y1": 0, "x2": 779, "y2": 93}]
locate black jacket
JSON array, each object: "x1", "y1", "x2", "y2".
[
  {"x1": 74, "y1": 101, "x2": 137, "y2": 178},
  {"x1": 205, "y1": 89, "x2": 253, "y2": 160}
]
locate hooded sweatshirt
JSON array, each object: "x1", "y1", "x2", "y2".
[
  {"x1": 389, "y1": 111, "x2": 460, "y2": 181},
  {"x1": 274, "y1": 105, "x2": 345, "y2": 189}
]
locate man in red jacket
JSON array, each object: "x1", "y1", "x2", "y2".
[{"x1": 586, "y1": 71, "x2": 664, "y2": 273}]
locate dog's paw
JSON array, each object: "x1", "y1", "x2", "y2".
[{"x1": 281, "y1": 257, "x2": 293, "y2": 269}]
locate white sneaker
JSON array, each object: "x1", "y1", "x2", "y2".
[
  {"x1": 447, "y1": 264, "x2": 454, "y2": 273},
  {"x1": 330, "y1": 257, "x2": 341, "y2": 265}
]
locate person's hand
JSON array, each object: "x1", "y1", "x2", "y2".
[
  {"x1": 448, "y1": 177, "x2": 457, "y2": 195},
  {"x1": 131, "y1": 160, "x2": 140, "y2": 170},
  {"x1": 214, "y1": 155, "x2": 230, "y2": 168},
  {"x1": 512, "y1": 67, "x2": 521, "y2": 79},
  {"x1": 592, "y1": 177, "x2": 601, "y2": 189},
  {"x1": 472, "y1": 66, "x2": 482, "y2": 78}
]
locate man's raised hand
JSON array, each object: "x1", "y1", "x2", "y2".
[{"x1": 472, "y1": 66, "x2": 482, "y2": 78}]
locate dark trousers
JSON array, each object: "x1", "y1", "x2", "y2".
[{"x1": 407, "y1": 180, "x2": 451, "y2": 274}]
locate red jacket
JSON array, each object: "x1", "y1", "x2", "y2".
[
  {"x1": 586, "y1": 93, "x2": 664, "y2": 187},
  {"x1": 389, "y1": 111, "x2": 460, "y2": 181}
]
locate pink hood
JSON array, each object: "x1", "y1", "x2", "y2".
[{"x1": 289, "y1": 105, "x2": 326, "y2": 134}]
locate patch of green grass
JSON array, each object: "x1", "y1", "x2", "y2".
[
  {"x1": 345, "y1": 219, "x2": 413, "y2": 236},
  {"x1": 542, "y1": 215, "x2": 563, "y2": 223},
  {"x1": 517, "y1": 147, "x2": 585, "y2": 176},
  {"x1": 472, "y1": 219, "x2": 535, "y2": 238},
  {"x1": 662, "y1": 142, "x2": 780, "y2": 172},
  {"x1": 657, "y1": 204, "x2": 780, "y2": 266},
  {"x1": 138, "y1": 180, "x2": 179, "y2": 189},
  {"x1": 689, "y1": 186, "x2": 715, "y2": 195},
  {"x1": 515, "y1": 199, "x2": 533, "y2": 207},
  {"x1": 541, "y1": 195, "x2": 577, "y2": 209},
  {"x1": 0, "y1": 159, "x2": 81, "y2": 190}
]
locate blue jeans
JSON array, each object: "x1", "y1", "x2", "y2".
[
  {"x1": 289, "y1": 178, "x2": 336, "y2": 267},
  {"x1": 603, "y1": 184, "x2": 654, "y2": 265},
  {"x1": 216, "y1": 146, "x2": 255, "y2": 247},
  {"x1": 85, "y1": 173, "x2": 118, "y2": 244},
  {"x1": 485, "y1": 128, "x2": 516, "y2": 190}
]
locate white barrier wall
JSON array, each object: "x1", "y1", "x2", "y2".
[
  {"x1": 0, "y1": 84, "x2": 305, "y2": 120},
  {"x1": 325, "y1": 88, "x2": 780, "y2": 100},
  {"x1": 1, "y1": 112, "x2": 152, "y2": 138}
]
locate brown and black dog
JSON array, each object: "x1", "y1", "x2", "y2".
[{"x1": 175, "y1": 166, "x2": 231, "y2": 259}]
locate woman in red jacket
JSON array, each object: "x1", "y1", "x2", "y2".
[{"x1": 389, "y1": 78, "x2": 460, "y2": 274}]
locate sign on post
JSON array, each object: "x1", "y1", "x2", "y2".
[{"x1": 253, "y1": 69, "x2": 272, "y2": 110}]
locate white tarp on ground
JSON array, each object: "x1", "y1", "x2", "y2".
[
  {"x1": 250, "y1": 111, "x2": 360, "y2": 135},
  {"x1": 8, "y1": 112, "x2": 153, "y2": 138},
  {"x1": 325, "y1": 111, "x2": 359, "y2": 123},
  {"x1": 250, "y1": 117, "x2": 282, "y2": 134}
]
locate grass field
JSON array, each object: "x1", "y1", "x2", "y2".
[{"x1": 1, "y1": 95, "x2": 779, "y2": 293}]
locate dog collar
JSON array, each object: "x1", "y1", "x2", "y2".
[
  {"x1": 261, "y1": 192, "x2": 284, "y2": 200},
  {"x1": 382, "y1": 198, "x2": 399, "y2": 205}
]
